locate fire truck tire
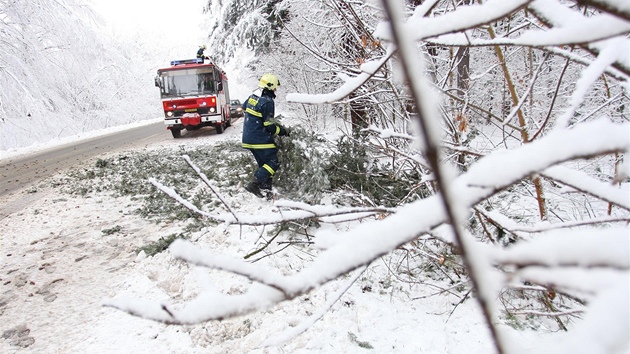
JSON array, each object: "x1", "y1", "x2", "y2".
[
  {"x1": 171, "y1": 128, "x2": 182, "y2": 138},
  {"x1": 215, "y1": 123, "x2": 225, "y2": 134}
]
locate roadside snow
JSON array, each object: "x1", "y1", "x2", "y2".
[
  {"x1": 0, "y1": 118, "x2": 162, "y2": 162},
  {"x1": 0, "y1": 119, "x2": 495, "y2": 353}
]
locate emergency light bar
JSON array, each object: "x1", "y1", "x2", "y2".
[{"x1": 170, "y1": 58, "x2": 204, "y2": 66}]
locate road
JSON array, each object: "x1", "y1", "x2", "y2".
[{"x1": 0, "y1": 122, "x2": 171, "y2": 218}]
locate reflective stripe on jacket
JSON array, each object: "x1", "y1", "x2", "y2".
[{"x1": 241, "y1": 91, "x2": 285, "y2": 149}]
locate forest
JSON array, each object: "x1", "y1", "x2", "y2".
[{"x1": 0, "y1": 0, "x2": 161, "y2": 150}]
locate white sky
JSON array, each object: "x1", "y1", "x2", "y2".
[
  {"x1": 87, "y1": 0, "x2": 254, "y2": 100},
  {"x1": 90, "y1": 0, "x2": 207, "y2": 58}
]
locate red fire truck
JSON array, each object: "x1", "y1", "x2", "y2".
[{"x1": 154, "y1": 58, "x2": 232, "y2": 138}]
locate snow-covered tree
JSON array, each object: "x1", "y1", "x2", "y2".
[
  {"x1": 0, "y1": 0, "x2": 161, "y2": 150},
  {"x1": 201, "y1": 0, "x2": 289, "y2": 63}
]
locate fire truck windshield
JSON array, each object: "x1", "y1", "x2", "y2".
[{"x1": 158, "y1": 68, "x2": 217, "y2": 98}]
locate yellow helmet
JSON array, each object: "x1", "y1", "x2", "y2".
[
  {"x1": 258, "y1": 73, "x2": 280, "y2": 90},
  {"x1": 201, "y1": 44, "x2": 207, "y2": 49}
]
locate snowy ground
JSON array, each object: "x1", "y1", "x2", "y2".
[{"x1": 0, "y1": 119, "x2": 496, "y2": 353}]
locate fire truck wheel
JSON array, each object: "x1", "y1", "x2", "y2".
[
  {"x1": 171, "y1": 128, "x2": 182, "y2": 138},
  {"x1": 215, "y1": 123, "x2": 225, "y2": 134}
]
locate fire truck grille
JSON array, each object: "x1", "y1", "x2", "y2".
[{"x1": 172, "y1": 108, "x2": 211, "y2": 117}]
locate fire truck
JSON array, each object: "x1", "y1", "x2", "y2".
[{"x1": 154, "y1": 58, "x2": 232, "y2": 138}]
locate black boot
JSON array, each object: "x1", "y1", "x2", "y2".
[
  {"x1": 260, "y1": 179, "x2": 272, "y2": 191},
  {"x1": 245, "y1": 179, "x2": 263, "y2": 198},
  {"x1": 259, "y1": 180, "x2": 274, "y2": 200}
]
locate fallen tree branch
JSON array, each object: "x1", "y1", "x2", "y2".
[{"x1": 104, "y1": 120, "x2": 629, "y2": 326}]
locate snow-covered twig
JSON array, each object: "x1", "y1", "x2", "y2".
[
  {"x1": 540, "y1": 166, "x2": 630, "y2": 211},
  {"x1": 493, "y1": 227, "x2": 630, "y2": 270},
  {"x1": 529, "y1": 0, "x2": 630, "y2": 77},
  {"x1": 576, "y1": 0, "x2": 630, "y2": 22},
  {"x1": 262, "y1": 265, "x2": 368, "y2": 348},
  {"x1": 510, "y1": 308, "x2": 584, "y2": 317},
  {"x1": 182, "y1": 155, "x2": 241, "y2": 223},
  {"x1": 510, "y1": 216, "x2": 630, "y2": 233},
  {"x1": 148, "y1": 178, "x2": 215, "y2": 219}
]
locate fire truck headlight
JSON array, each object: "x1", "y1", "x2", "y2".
[
  {"x1": 209, "y1": 107, "x2": 216, "y2": 113},
  {"x1": 166, "y1": 111, "x2": 174, "y2": 117}
]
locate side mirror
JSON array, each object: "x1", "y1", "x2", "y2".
[
  {"x1": 154, "y1": 76, "x2": 161, "y2": 88},
  {"x1": 217, "y1": 82, "x2": 223, "y2": 91}
]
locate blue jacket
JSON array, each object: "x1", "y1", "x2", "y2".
[{"x1": 241, "y1": 90, "x2": 287, "y2": 149}]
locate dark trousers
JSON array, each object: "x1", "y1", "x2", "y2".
[{"x1": 248, "y1": 148, "x2": 280, "y2": 188}]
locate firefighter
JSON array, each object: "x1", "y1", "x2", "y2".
[
  {"x1": 197, "y1": 44, "x2": 210, "y2": 61},
  {"x1": 242, "y1": 73, "x2": 290, "y2": 198}
]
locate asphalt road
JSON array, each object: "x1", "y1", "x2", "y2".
[{"x1": 0, "y1": 122, "x2": 170, "y2": 218}]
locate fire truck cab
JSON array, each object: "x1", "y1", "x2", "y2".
[{"x1": 155, "y1": 58, "x2": 232, "y2": 138}]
